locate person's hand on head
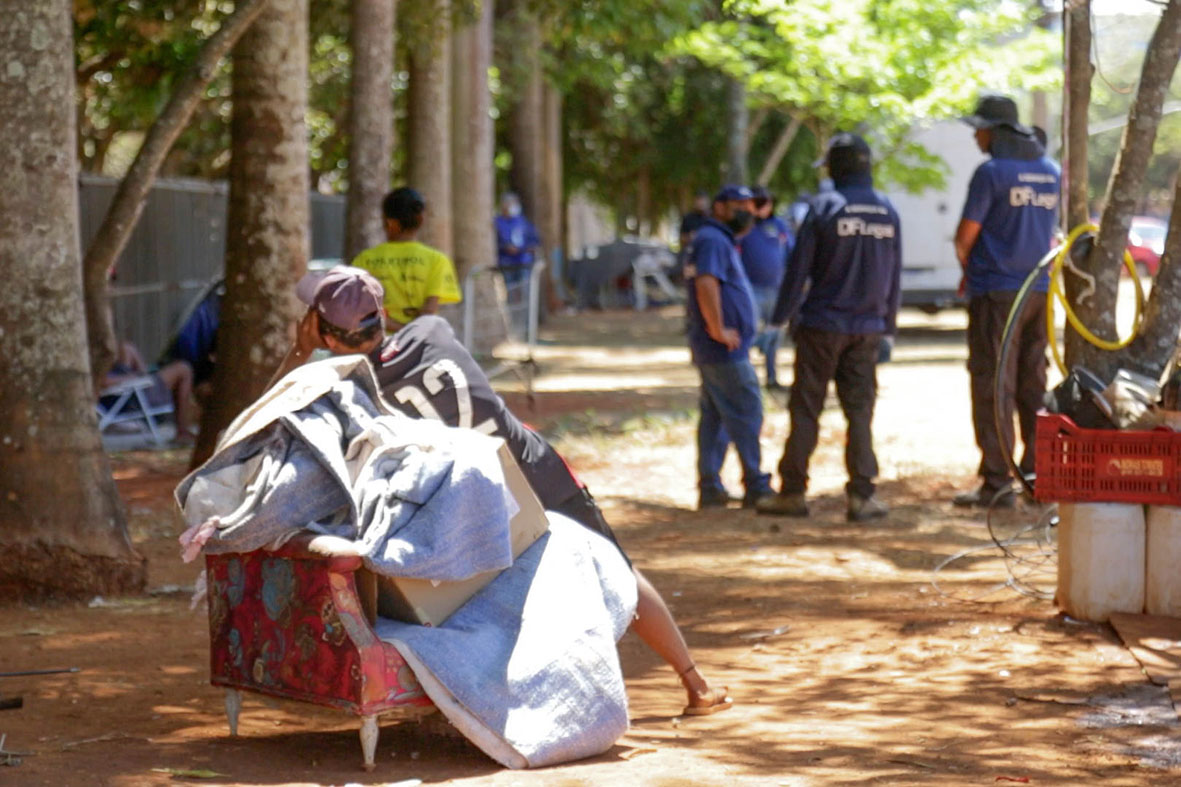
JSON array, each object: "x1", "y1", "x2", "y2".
[{"x1": 295, "y1": 308, "x2": 326, "y2": 357}]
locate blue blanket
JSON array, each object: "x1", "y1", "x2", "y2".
[{"x1": 376, "y1": 512, "x2": 637, "y2": 769}]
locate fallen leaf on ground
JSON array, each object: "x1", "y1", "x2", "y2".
[{"x1": 150, "y1": 767, "x2": 228, "y2": 778}]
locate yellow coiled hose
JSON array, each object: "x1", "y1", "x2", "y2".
[{"x1": 1046, "y1": 222, "x2": 1145, "y2": 376}]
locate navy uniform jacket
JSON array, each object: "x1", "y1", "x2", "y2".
[
  {"x1": 961, "y1": 130, "x2": 1060, "y2": 296},
  {"x1": 772, "y1": 174, "x2": 902, "y2": 335}
]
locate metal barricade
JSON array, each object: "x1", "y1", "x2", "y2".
[{"x1": 461, "y1": 262, "x2": 546, "y2": 394}]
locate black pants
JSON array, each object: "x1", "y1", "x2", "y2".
[
  {"x1": 779, "y1": 327, "x2": 881, "y2": 498},
  {"x1": 967, "y1": 291, "x2": 1047, "y2": 491}
]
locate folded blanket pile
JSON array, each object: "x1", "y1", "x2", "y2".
[{"x1": 176, "y1": 356, "x2": 638, "y2": 768}]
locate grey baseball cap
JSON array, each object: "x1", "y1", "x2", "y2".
[{"x1": 295, "y1": 266, "x2": 384, "y2": 331}]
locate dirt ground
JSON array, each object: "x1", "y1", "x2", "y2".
[{"x1": 3, "y1": 306, "x2": 1177, "y2": 786}]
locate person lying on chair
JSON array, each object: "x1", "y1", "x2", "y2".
[{"x1": 269, "y1": 266, "x2": 733, "y2": 717}]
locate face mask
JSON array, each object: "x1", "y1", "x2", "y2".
[
  {"x1": 726, "y1": 209, "x2": 754, "y2": 234},
  {"x1": 506, "y1": 203, "x2": 522, "y2": 217}
]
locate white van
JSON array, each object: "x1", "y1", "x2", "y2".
[{"x1": 887, "y1": 121, "x2": 988, "y2": 313}]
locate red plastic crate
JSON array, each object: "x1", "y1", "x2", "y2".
[{"x1": 1035, "y1": 413, "x2": 1181, "y2": 504}]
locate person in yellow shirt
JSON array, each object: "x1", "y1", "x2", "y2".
[{"x1": 351, "y1": 187, "x2": 461, "y2": 329}]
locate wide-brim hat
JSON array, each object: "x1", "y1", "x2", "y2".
[{"x1": 964, "y1": 94, "x2": 1033, "y2": 136}]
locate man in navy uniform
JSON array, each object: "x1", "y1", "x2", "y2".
[
  {"x1": 757, "y1": 133, "x2": 901, "y2": 522},
  {"x1": 271, "y1": 266, "x2": 734, "y2": 717},
  {"x1": 953, "y1": 95, "x2": 1060, "y2": 508},
  {"x1": 739, "y1": 186, "x2": 793, "y2": 390},
  {"x1": 684, "y1": 185, "x2": 774, "y2": 510}
]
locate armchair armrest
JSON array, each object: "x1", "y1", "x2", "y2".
[{"x1": 267, "y1": 532, "x2": 363, "y2": 572}]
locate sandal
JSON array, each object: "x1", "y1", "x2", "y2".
[{"x1": 682, "y1": 686, "x2": 733, "y2": 716}]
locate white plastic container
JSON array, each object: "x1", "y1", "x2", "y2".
[
  {"x1": 1146, "y1": 505, "x2": 1181, "y2": 617},
  {"x1": 1057, "y1": 502, "x2": 1145, "y2": 622}
]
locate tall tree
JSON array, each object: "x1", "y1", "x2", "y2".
[
  {"x1": 405, "y1": 0, "x2": 453, "y2": 255},
  {"x1": 81, "y1": 0, "x2": 272, "y2": 390},
  {"x1": 344, "y1": 0, "x2": 397, "y2": 260},
  {"x1": 538, "y1": 82, "x2": 563, "y2": 305},
  {"x1": 0, "y1": 0, "x2": 144, "y2": 599},
  {"x1": 451, "y1": 0, "x2": 508, "y2": 350},
  {"x1": 1062, "y1": 0, "x2": 1093, "y2": 367},
  {"x1": 724, "y1": 76, "x2": 749, "y2": 183},
  {"x1": 451, "y1": 0, "x2": 494, "y2": 280},
  {"x1": 192, "y1": 0, "x2": 311, "y2": 467},
  {"x1": 503, "y1": 1, "x2": 544, "y2": 234}
]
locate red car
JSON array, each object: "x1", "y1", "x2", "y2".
[{"x1": 1127, "y1": 216, "x2": 1167, "y2": 276}]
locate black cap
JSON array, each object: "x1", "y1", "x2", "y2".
[
  {"x1": 964, "y1": 94, "x2": 1032, "y2": 136},
  {"x1": 822, "y1": 132, "x2": 872, "y2": 178}
]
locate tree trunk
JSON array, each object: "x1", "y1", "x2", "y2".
[
  {"x1": 745, "y1": 105, "x2": 769, "y2": 152},
  {"x1": 756, "y1": 113, "x2": 803, "y2": 186},
  {"x1": 1062, "y1": 0, "x2": 1093, "y2": 368},
  {"x1": 506, "y1": 7, "x2": 543, "y2": 232},
  {"x1": 344, "y1": 0, "x2": 397, "y2": 260},
  {"x1": 0, "y1": 0, "x2": 145, "y2": 600},
  {"x1": 1079, "y1": 0, "x2": 1181, "y2": 379},
  {"x1": 724, "y1": 75, "x2": 748, "y2": 184},
  {"x1": 450, "y1": 0, "x2": 493, "y2": 280},
  {"x1": 406, "y1": 0, "x2": 452, "y2": 256},
  {"x1": 450, "y1": 0, "x2": 507, "y2": 351},
  {"x1": 80, "y1": 0, "x2": 272, "y2": 391},
  {"x1": 1122, "y1": 172, "x2": 1181, "y2": 375},
  {"x1": 192, "y1": 0, "x2": 310, "y2": 468},
  {"x1": 539, "y1": 81, "x2": 564, "y2": 309}
]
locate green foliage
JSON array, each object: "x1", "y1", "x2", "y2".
[
  {"x1": 675, "y1": 0, "x2": 1060, "y2": 193},
  {"x1": 75, "y1": 0, "x2": 216, "y2": 174}
]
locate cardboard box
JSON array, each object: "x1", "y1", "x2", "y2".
[{"x1": 376, "y1": 442, "x2": 549, "y2": 626}]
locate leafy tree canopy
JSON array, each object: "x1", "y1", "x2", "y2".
[{"x1": 676, "y1": 0, "x2": 1061, "y2": 193}]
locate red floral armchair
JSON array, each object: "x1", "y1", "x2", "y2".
[{"x1": 205, "y1": 533, "x2": 435, "y2": 770}]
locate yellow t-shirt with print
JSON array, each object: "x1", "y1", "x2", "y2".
[{"x1": 351, "y1": 240, "x2": 462, "y2": 324}]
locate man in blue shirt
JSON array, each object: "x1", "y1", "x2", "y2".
[
  {"x1": 685, "y1": 184, "x2": 774, "y2": 509},
  {"x1": 494, "y1": 191, "x2": 541, "y2": 290},
  {"x1": 757, "y1": 133, "x2": 901, "y2": 522},
  {"x1": 953, "y1": 95, "x2": 1060, "y2": 508},
  {"x1": 740, "y1": 186, "x2": 794, "y2": 389}
]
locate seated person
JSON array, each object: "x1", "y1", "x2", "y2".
[
  {"x1": 271, "y1": 266, "x2": 732, "y2": 716},
  {"x1": 104, "y1": 340, "x2": 197, "y2": 441},
  {"x1": 161, "y1": 282, "x2": 220, "y2": 404},
  {"x1": 351, "y1": 187, "x2": 461, "y2": 331}
]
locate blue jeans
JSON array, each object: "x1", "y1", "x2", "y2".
[
  {"x1": 696, "y1": 358, "x2": 771, "y2": 496},
  {"x1": 751, "y1": 286, "x2": 783, "y2": 385}
]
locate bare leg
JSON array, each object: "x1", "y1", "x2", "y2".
[
  {"x1": 156, "y1": 360, "x2": 196, "y2": 436},
  {"x1": 629, "y1": 568, "x2": 731, "y2": 714}
]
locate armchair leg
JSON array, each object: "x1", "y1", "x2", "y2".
[
  {"x1": 224, "y1": 688, "x2": 242, "y2": 736},
  {"x1": 360, "y1": 714, "x2": 379, "y2": 772}
]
